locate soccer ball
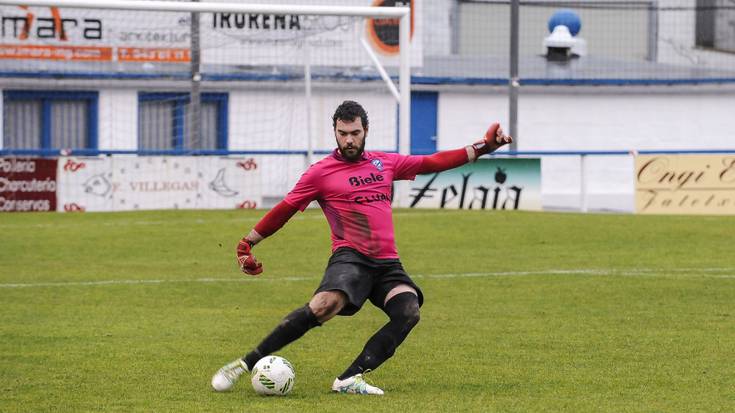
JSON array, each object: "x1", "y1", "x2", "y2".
[{"x1": 250, "y1": 355, "x2": 295, "y2": 396}]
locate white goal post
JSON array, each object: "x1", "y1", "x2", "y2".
[
  {"x1": 0, "y1": 0, "x2": 412, "y2": 157},
  {"x1": 0, "y1": 0, "x2": 416, "y2": 210}
]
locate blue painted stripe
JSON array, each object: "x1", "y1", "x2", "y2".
[
  {"x1": 0, "y1": 71, "x2": 190, "y2": 80},
  {"x1": 2, "y1": 149, "x2": 734, "y2": 157},
  {"x1": 4, "y1": 90, "x2": 98, "y2": 100},
  {"x1": 216, "y1": 94, "x2": 229, "y2": 150},
  {"x1": 635, "y1": 149, "x2": 735, "y2": 155},
  {"x1": 412, "y1": 77, "x2": 508, "y2": 85},
  {"x1": 520, "y1": 78, "x2": 735, "y2": 86},
  {"x1": 172, "y1": 100, "x2": 185, "y2": 150},
  {"x1": 87, "y1": 95, "x2": 99, "y2": 150},
  {"x1": 138, "y1": 92, "x2": 228, "y2": 103},
  {"x1": 2, "y1": 70, "x2": 735, "y2": 86},
  {"x1": 40, "y1": 100, "x2": 52, "y2": 149},
  {"x1": 487, "y1": 149, "x2": 735, "y2": 156}
]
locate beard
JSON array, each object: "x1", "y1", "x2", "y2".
[{"x1": 337, "y1": 139, "x2": 366, "y2": 162}]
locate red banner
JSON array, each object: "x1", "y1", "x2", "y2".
[
  {"x1": 0, "y1": 44, "x2": 113, "y2": 61},
  {"x1": 0, "y1": 158, "x2": 58, "y2": 212},
  {"x1": 117, "y1": 47, "x2": 190, "y2": 63}
]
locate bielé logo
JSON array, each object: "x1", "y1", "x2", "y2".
[{"x1": 349, "y1": 173, "x2": 384, "y2": 187}]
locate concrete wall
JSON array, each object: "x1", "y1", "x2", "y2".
[
  {"x1": 437, "y1": 86, "x2": 735, "y2": 211},
  {"x1": 98, "y1": 89, "x2": 137, "y2": 150},
  {"x1": 657, "y1": 0, "x2": 735, "y2": 68},
  {"x1": 442, "y1": 0, "x2": 735, "y2": 69},
  {"x1": 227, "y1": 89, "x2": 396, "y2": 153},
  {"x1": 454, "y1": 0, "x2": 651, "y2": 59},
  {"x1": 5, "y1": 81, "x2": 735, "y2": 211},
  {"x1": 5, "y1": 0, "x2": 735, "y2": 211},
  {"x1": 111, "y1": 85, "x2": 734, "y2": 211},
  {"x1": 226, "y1": 88, "x2": 398, "y2": 201}
]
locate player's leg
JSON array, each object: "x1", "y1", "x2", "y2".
[
  {"x1": 212, "y1": 248, "x2": 372, "y2": 392},
  {"x1": 211, "y1": 291, "x2": 346, "y2": 391},
  {"x1": 333, "y1": 283, "x2": 421, "y2": 395},
  {"x1": 336, "y1": 285, "x2": 420, "y2": 378},
  {"x1": 243, "y1": 291, "x2": 346, "y2": 368}
]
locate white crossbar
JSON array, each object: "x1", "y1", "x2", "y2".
[{"x1": 0, "y1": 0, "x2": 409, "y2": 18}]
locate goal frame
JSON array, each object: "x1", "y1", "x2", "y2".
[{"x1": 0, "y1": 0, "x2": 412, "y2": 158}]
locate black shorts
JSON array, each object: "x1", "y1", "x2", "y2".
[{"x1": 314, "y1": 247, "x2": 424, "y2": 316}]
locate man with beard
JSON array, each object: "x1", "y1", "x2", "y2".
[{"x1": 212, "y1": 100, "x2": 512, "y2": 395}]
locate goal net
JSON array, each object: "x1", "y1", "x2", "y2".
[{"x1": 0, "y1": 0, "x2": 415, "y2": 211}]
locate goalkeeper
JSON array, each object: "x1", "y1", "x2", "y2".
[{"x1": 212, "y1": 100, "x2": 512, "y2": 395}]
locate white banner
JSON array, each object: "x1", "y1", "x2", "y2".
[
  {"x1": 0, "y1": 1, "x2": 422, "y2": 67},
  {"x1": 57, "y1": 156, "x2": 261, "y2": 212}
]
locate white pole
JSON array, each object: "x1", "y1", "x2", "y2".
[
  {"x1": 190, "y1": 2, "x2": 201, "y2": 150},
  {"x1": 580, "y1": 154, "x2": 588, "y2": 212},
  {"x1": 360, "y1": 38, "x2": 400, "y2": 103},
  {"x1": 509, "y1": 0, "x2": 519, "y2": 150},
  {"x1": 399, "y1": 13, "x2": 411, "y2": 156},
  {"x1": 395, "y1": 12, "x2": 412, "y2": 207},
  {"x1": 0, "y1": 0, "x2": 408, "y2": 17},
  {"x1": 304, "y1": 40, "x2": 314, "y2": 167}
]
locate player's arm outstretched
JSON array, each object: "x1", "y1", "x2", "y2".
[
  {"x1": 417, "y1": 123, "x2": 513, "y2": 174},
  {"x1": 236, "y1": 201, "x2": 299, "y2": 275}
]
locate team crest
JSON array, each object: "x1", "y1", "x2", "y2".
[{"x1": 371, "y1": 159, "x2": 384, "y2": 171}]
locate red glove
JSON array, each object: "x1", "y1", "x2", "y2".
[
  {"x1": 471, "y1": 123, "x2": 512, "y2": 158},
  {"x1": 236, "y1": 238, "x2": 263, "y2": 275}
]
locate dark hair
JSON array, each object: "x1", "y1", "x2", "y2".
[{"x1": 332, "y1": 100, "x2": 369, "y2": 130}]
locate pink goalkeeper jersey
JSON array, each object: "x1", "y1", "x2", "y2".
[{"x1": 283, "y1": 149, "x2": 423, "y2": 259}]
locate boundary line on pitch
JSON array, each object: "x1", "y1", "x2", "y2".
[
  {"x1": 1, "y1": 267, "x2": 734, "y2": 288},
  {"x1": 0, "y1": 210, "x2": 476, "y2": 230}
]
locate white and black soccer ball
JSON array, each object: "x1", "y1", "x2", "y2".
[{"x1": 250, "y1": 355, "x2": 295, "y2": 396}]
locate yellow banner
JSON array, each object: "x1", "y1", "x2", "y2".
[{"x1": 635, "y1": 154, "x2": 735, "y2": 215}]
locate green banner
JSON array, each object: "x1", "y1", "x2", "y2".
[{"x1": 409, "y1": 158, "x2": 541, "y2": 210}]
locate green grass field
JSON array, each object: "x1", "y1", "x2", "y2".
[{"x1": 1, "y1": 209, "x2": 734, "y2": 412}]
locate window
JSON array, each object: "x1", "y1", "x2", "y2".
[
  {"x1": 3, "y1": 91, "x2": 98, "y2": 150},
  {"x1": 696, "y1": 0, "x2": 735, "y2": 53},
  {"x1": 138, "y1": 93, "x2": 228, "y2": 151}
]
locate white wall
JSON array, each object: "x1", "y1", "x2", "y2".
[
  {"x1": 226, "y1": 88, "x2": 397, "y2": 201},
  {"x1": 438, "y1": 88, "x2": 735, "y2": 211},
  {"x1": 98, "y1": 89, "x2": 137, "y2": 150},
  {"x1": 228, "y1": 88, "x2": 397, "y2": 152},
  {"x1": 514, "y1": 92, "x2": 735, "y2": 151},
  {"x1": 423, "y1": 0, "x2": 452, "y2": 56},
  {"x1": 5, "y1": 81, "x2": 732, "y2": 212},
  {"x1": 657, "y1": 0, "x2": 735, "y2": 69}
]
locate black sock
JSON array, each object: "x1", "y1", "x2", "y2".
[
  {"x1": 242, "y1": 304, "x2": 321, "y2": 370},
  {"x1": 338, "y1": 292, "x2": 420, "y2": 380}
]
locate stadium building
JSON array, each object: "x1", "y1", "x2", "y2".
[{"x1": 1, "y1": 0, "x2": 734, "y2": 213}]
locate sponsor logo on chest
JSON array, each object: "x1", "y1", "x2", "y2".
[{"x1": 348, "y1": 172, "x2": 384, "y2": 187}]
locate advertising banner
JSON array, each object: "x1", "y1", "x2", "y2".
[
  {"x1": 635, "y1": 154, "x2": 735, "y2": 215},
  {"x1": 0, "y1": 157, "x2": 57, "y2": 212},
  {"x1": 408, "y1": 158, "x2": 542, "y2": 210},
  {"x1": 57, "y1": 156, "x2": 262, "y2": 212},
  {"x1": 0, "y1": 1, "x2": 422, "y2": 67},
  {"x1": 56, "y1": 157, "x2": 111, "y2": 212}
]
